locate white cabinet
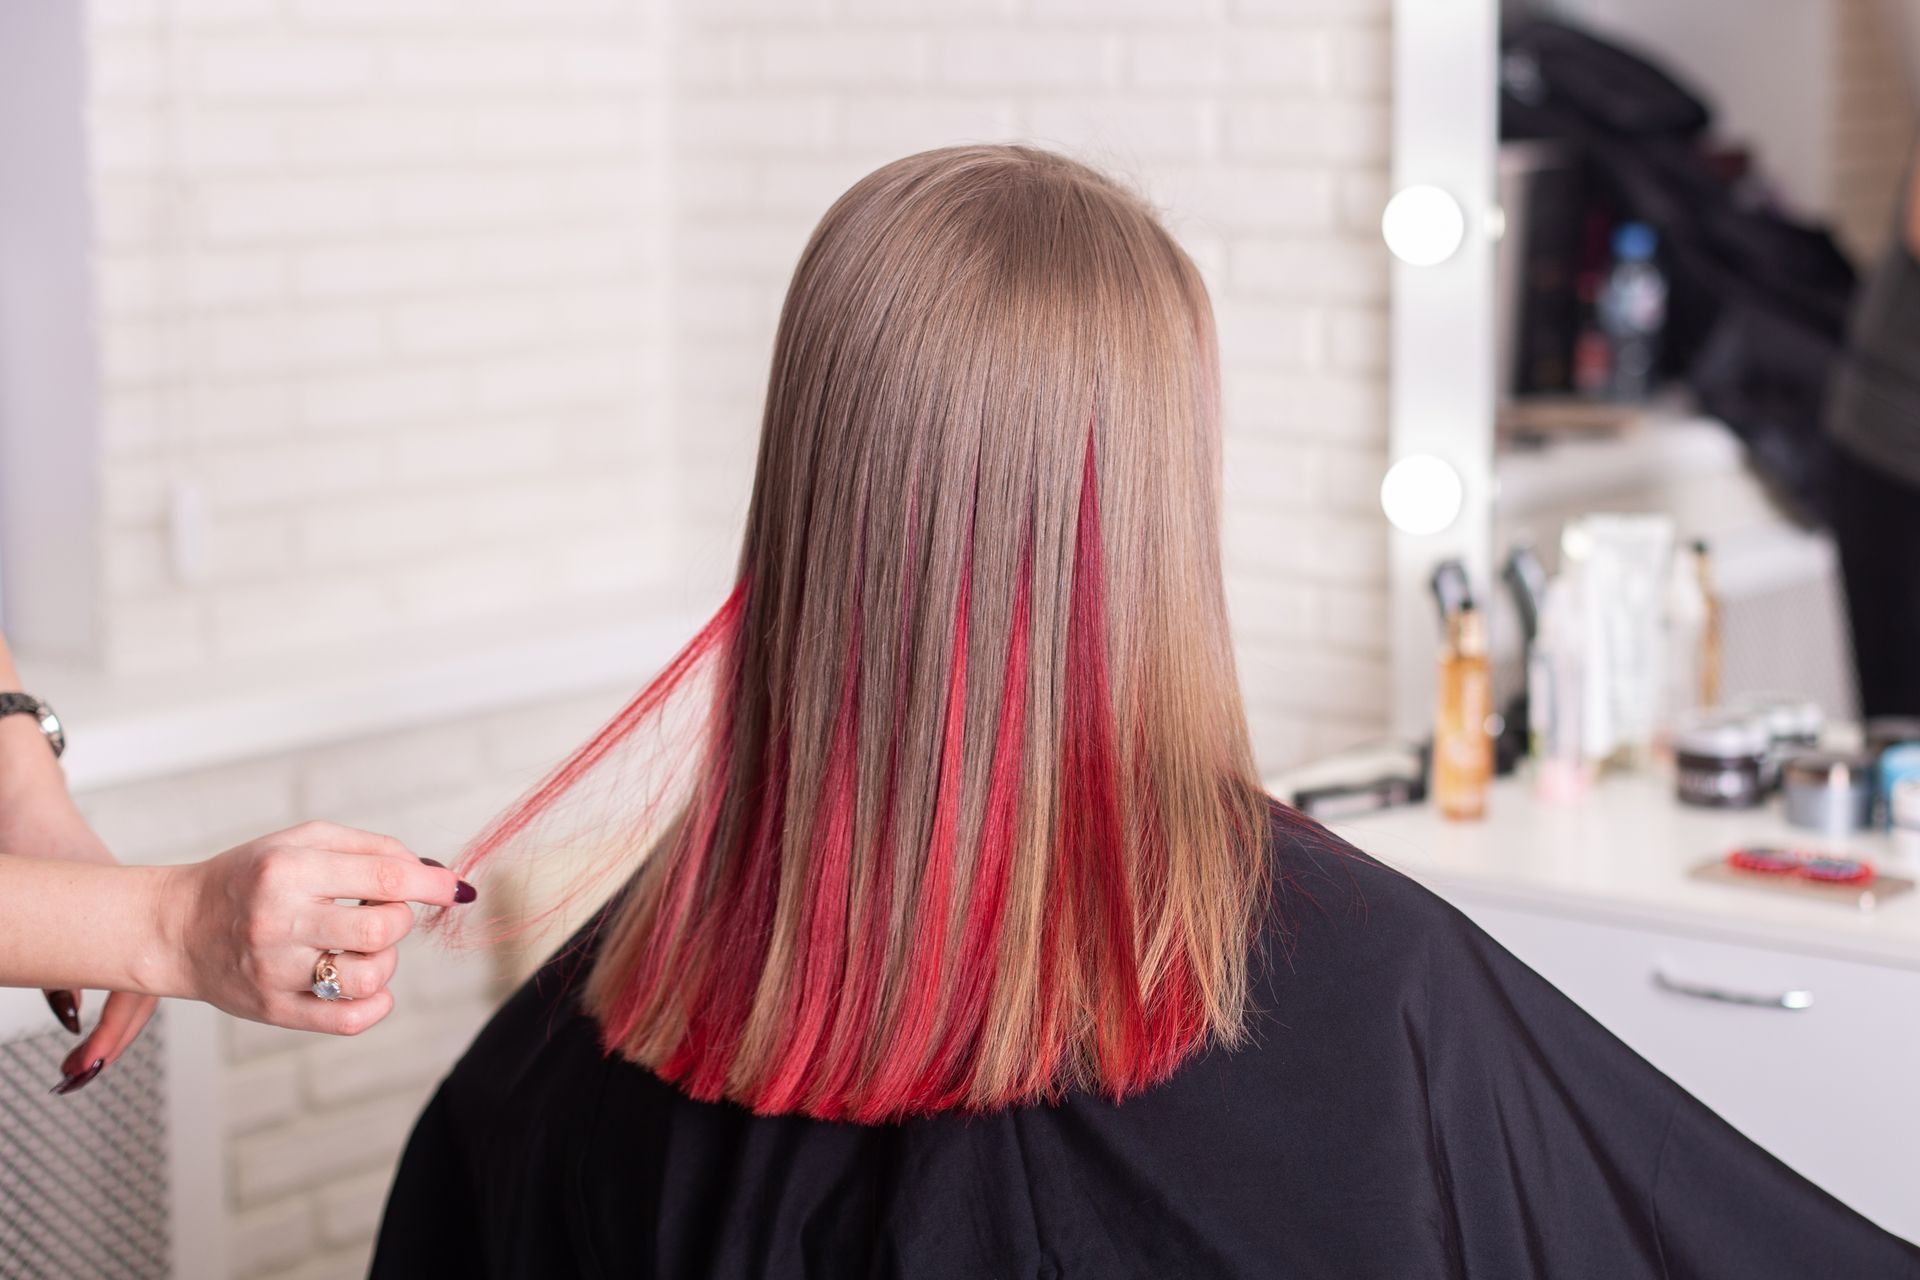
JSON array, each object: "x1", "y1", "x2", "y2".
[
  {"x1": 1456, "y1": 896, "x2": 1920, "y2": 1243},
  {"x1": 1315, "y1": 773, "x2": 1920, "y2": 1243}
]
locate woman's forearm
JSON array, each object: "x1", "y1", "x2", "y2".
[
  {"x1": 0, "y1": 724, "x2": 114, "y2": 867},
  {"x1": 0, "y1": 627, "x2": 112, "y2": 867},
  {"x1": 0, "y1": 629, "x2": 96, "y2": 845},
  {"x1": 0, "y1": 855, "x2": 186, "y2": 995},
  {"x1": 0, "y1": 652, "x2": 191, "y2": 996},
  {"x1": 0, "y1": 631, "x2": 151, "y2": 1001}
]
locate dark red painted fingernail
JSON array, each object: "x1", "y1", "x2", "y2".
[
  {"x1": 51, "y1": 1058, "x2": 104, "y2": 1096},
  {"x1": 418, "y1": 856, "x2": 472, "y2": 902},
  {"x1": 45, "y1": 990, "x2": 80, "y2": 1035}
]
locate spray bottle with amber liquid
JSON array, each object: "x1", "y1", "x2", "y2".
[{"x1": 1434, "y1": 602, "x2": 1494, "y2": 820}]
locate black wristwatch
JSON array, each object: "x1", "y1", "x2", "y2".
[{"x1": 0, "y1": 692, "x2": 65, "y2": 758}]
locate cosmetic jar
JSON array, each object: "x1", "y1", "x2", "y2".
[
  {"x1": 1728, "y1": 695, "x2": 1823, "y2": 793},
  {"x1": 1780, "y1": 750, "x2": 1875, "y2": 835},
  {"x1": 1673, "y1": 715, "x2": 1769, "y2": 809},
  {"x1": 1733, "y1": 694, "x2": 1823, "y2": 746},
  {"x1": 1878, "y1": 743, "x2": 1920, "y2": 829},
  {"x1": 1891, "y1": 778, "x2": 1920, "y2": 862}
]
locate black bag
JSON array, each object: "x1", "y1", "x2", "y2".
[
  {"x1": 1502, "y1": 19, "x2": 1711, "y2": 140},
  {"x1": 1690, "y1": 300, "x2": 1840, "y2": 520},
  {"x1": 1500, "y1": 18, "x2": 1857, "y2": 523}
]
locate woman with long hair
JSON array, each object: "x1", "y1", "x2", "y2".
[{"x1": 374, "y1": 146, "x2": 1913, "y2": 1278}]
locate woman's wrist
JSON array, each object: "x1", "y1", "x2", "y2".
[
  {"x1": 76, "y1": 860, "x2": 192, "y2": 999},
  {"x1": 141, "y1": 862, "x2": 200, "y2": 1001},
  {"x1": 0, "y1": 857, "x2": 180, "y2": 994}
]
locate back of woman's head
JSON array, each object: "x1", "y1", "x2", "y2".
[{"x1": 448, "y1": 145, "x2": 1270, "y2": 1122}]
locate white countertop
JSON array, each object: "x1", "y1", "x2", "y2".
[{"x1": 1319, "y1": 773, "x2": 1920, "y2": 973}]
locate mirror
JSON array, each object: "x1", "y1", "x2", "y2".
[{"x1": 1388, "y1": 0, "x2": 1920, "y2": 748}]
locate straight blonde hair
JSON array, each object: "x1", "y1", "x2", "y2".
[{"x1": 450, "y1": 145, "x2": 1271, "y2": 1122}]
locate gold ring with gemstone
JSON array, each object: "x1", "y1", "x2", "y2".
[{"x1": 311, "y1": 954, "x2": 344, "y2": 1001}]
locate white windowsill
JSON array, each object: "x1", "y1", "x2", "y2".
[{"x1": 20, "y1": 599, "x2": 704, "y2": 794}]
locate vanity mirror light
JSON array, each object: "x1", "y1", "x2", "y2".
[{"x1": 1384, "y1": 0, "x2": 1498, "y2": 737}]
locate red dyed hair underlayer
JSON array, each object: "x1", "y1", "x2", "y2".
[{"x1": 441, "y1": 145, "x2": 1272, "y2": 1123}]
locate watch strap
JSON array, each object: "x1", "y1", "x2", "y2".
[{"x1": 0, "y1": 691, "x2": 65, "y2": 758}]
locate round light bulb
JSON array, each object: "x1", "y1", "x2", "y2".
[
  {"x1": 1380, "y1": 454, "x2": 1464, "y2": 536},
  {"x1": 1380, "y1": 185, "x2": 1466, "y2": 266}
]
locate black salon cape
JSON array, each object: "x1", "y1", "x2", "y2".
[{"x1": 372, "y1": 812, "x2": 1918, "y2": 1278}]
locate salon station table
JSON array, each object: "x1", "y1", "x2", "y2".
[{"x1": 1316, "y1": 773, "x2": 1920, "y2": 1243}]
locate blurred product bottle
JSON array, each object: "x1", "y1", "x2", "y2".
[
  {"x1": 1529, "y1": 570, "x2": 1590, "y2": 803},
  {"x1": 1664, "y1": 539, "x2": 1720, "y2": 740},
  {"x1": 1596, "y1": 221, "x2": 1667, "y2": 401},
  {"x1": 1435, "y1": 604, "x2": 1494, "y2": 821},
  {"x1": 1687, "y1": 540, "x2": 1721, "y2": 707},
  {"x1": 1571, "y1": 268, "x2": 1612, "y2": 397},
  {"x1": 1573, "y1": 514, "x2": 1673, "y2": 770},
  {"x1": 1891, "y1": 777, "x2": 1920, "y2": 860}
]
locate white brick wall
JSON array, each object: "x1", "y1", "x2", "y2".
[
  {"x1": 84, "y1": 0, "x2": 676, "y2": 675},
  {"x1": 66, "y1": 0, "x2": 1391, "y2": 1274}
]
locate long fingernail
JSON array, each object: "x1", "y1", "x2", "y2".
[
  {"x1": 45, "y1": 990, "x2": 80, "y2": 1035},
  {"x1": 418, "y1": 856, "x2": 473, "y2": 902},
  {"x1": 51, "y1": 1058, "x2": 104, "y2": 1096}
]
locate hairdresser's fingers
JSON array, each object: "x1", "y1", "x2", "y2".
[
  {"x1": 296, "y1": 846, "x2": 471, "y2": 908},
  {"x1": 278, "y1": 820, "x2": 415, "y2": 861},
  {"x1": 58, "y1": 992, "x2": 159, "y2": 1083},
  {"x1": 264, "y1": 987, "x2": 395, "y2": 1037},
  {"x1": 302, "y1": 948, "x2": 398, "y2": 1002},
  {"x1": 302, "y1": 901, "x2": 416, "y2": 956}
]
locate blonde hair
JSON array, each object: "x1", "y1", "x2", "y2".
[{"x1": 454, "y1": 145, "x2": 1270, "y2": 1121}]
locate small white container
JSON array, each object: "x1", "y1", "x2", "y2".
[{"x1": 1892, "y1": 777, "x2": 1920, "y2": 862}]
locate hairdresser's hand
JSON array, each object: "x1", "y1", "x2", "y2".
[
  {"x1": 167, "y1": 822, "x2": 473, "y2": 1032},
  {"x1": 56, "y1": 822, "x2": 475, "y2": 1090}
]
